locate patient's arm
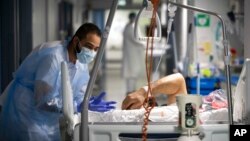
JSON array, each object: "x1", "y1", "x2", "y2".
[{"x1": 122, "y1": 73, "x2": 187, "y2": 110}]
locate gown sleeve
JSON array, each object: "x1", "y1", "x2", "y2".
[{"x1": 34, "y1": 53, "x2": 62, "y2": 112}]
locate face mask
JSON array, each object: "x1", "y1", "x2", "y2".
[{"x1": 76, "y1": 46, "x2": 97, "y2": 64}]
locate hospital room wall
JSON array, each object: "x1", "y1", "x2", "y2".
[
  {"x1": 192, "y1": 0, "x2": 231, "y2": 64},
  {"x1": 192, "y1": 0, "x2": 246, "y2": 67},
  {"x1": 244, "y1": 0, "x2": 250, "y2": 59},
  {"x1": 32, "y1": 0, "x2": 89, "y2": 48},
  {"x1": 32, "y1": 0, "x2": 59, "y2": 48},
  {"x1": 32, "y1": 0, "x2": 77, "y2": 48}
]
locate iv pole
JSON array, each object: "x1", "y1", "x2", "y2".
[
  {"x1": 167, "y1": 0, "x2": 233, "y2": 125},
  {"x1": 80, "y1": 0, "x2": 119, "y2": 141}
]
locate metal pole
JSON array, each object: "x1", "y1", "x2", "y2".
[
  {"x1": 177, "y1": 0, "x2": 188, "y2": 63},
  {"x1": 168, "y1": 0, "x2": 233, "y2": 125},
  {"x1": 80, "y1": 0, "x2": 119, "y2": 141}
]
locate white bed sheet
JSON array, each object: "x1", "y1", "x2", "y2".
[{"x1": 88, "y1": 105, "x2": 228, "y2": 123}]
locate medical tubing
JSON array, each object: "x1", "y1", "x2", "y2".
[
  {"x1": 152, "y1": 17, "x2": 173, "y2": 76},
  {"x1": 152, "y1": 4, "x2": 176, "y2": 77},
  {"x1": 80, "y1": 0, "x2": 119, "y2": 141},
  {"x1": 142, "y1": 0, "x2": 159, "y2": 141},
  {"x1": 168, "y1": 0, "x2": 233, "y2": 125}
]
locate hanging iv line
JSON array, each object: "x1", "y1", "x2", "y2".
[{"x1": 152, "y1": 3, "x2": 177, "y2": 79}]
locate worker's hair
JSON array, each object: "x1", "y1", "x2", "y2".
[{"x1": 74, "y1": 23, "x2": 102, "y2": 40}]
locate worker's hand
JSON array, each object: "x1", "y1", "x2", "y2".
[
  {"x1": 88, "y1": 91, "x2": 116, "y2": 112},
  {"x1": 121, "y1": 88, "x2": 147, "y2": 110}
]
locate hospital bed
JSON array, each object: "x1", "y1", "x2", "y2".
[
  {"x1": 68, "y1": 56, "x2": 250, "y2": 141},
  {"x1": 63, "y1": 108, "x2": 229, "y2": 141},
  {"x1": 61, "y1": 57, "x2": 250, "y2": 141},
  {"x1": 87, "y1": 123, "x2": 228, "y2": 141},
  {"x1": 61, "y1": 0, "x2": 234, "y2": 141},
  {"x1": 60, "y1": 69, "x2": 230, "y2": 141},
  {"x1": 61, "y1": 59, "x2": 229, "y2": 141},
  {"x1": 86, "y1": 108, "x2": 229, "y2": 141}
]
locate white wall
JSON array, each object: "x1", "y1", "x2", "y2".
[
  {"x1": 32, "y1": 0, "x2": 47, "y2": 47},
  {"x1": 47, "y1": 0, "x2": 59, "y2": 42},
  {"x1": 193, "y1": 0, "x2": 231, "y2": 66},
  {"x1": 244, "y1": 0, "x2": 250, "y2": 58},
  {"x1": 32, "y1": 0, "x2": 59, "y2": 48}
]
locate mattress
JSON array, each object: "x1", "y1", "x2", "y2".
[{"x1": 88, "y1": 105, "x2": 228, "y2": 123}]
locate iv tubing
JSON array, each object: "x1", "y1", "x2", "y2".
[{"x1": 153, "y1": 3, "x2": 176, "y2": 77}]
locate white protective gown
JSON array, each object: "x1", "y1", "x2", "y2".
[
  {"x1": 0, "y1": 41, "x2": 89, "y2": 141},
  {"x1": 121, "y1": 22, "x2": 145, "y2": 79}
]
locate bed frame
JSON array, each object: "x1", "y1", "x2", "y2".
[{"x1": 68, "y1": 122, "x2": 229, "y2": 141}]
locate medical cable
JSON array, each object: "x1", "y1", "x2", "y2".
[
  {"x1": 152, "y1": 3, "x2": 177, "y2": 78},
  {"x1": 141, "y1": 0, "x2": 159, "y2": 141}
]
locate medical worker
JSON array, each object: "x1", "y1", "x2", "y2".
[
  {"x1": 122, "y1": 12, "x2": 146, "y2": 94},
  {"x1": 0, "y1": 23, "x2": 115, "y2": 141},
  {"x1": 122, "y1": 73, "x2": 187, "y2": 110}
]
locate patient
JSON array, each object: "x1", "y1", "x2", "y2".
[{"x1": 122, "y1": 73, "x2": 187, "y2": 110}]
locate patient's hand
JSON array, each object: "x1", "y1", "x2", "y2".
[{"x1": 121, "y1": 88, "x2": 147, "y2": 110}]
